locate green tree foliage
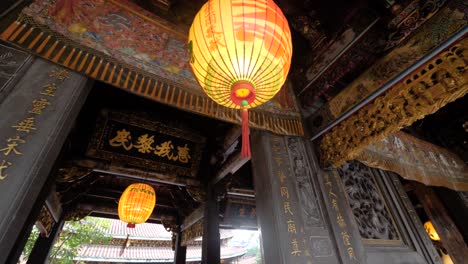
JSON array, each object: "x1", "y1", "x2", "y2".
[
  {"x1": 21, "y1": 217, "x2": 111, "y2": 264},
  {"x1": 21, "y1": 226, "x2": 40, "y2": 261}
]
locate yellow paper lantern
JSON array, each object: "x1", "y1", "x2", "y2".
[
  {"x1": 424, "y1": 221, "x2": 441, "y2": 241},
  {"x1": 188, "y1": 0, "x2": 292, "y2": 157},
  {"x1": 442, "y1": 252, "x2": 454, "y2": 264},
  {"x1": 118, "y1": 183, "x2": 156, "y2": 228}
]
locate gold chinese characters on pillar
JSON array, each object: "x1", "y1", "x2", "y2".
[
  {"x1": 86, "y1": 111, "x2": 205, "y2": 177},
  {"x1": 1, "y1": 66, "x2": 69, "y2": 182}
]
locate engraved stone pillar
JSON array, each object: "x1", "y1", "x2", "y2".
[
  {"x1": 0, "y1": 58, "x2": 92, "y2": 263},
  {"x1": 251, "y1": 131, "x2": 342, "y2": 264}
]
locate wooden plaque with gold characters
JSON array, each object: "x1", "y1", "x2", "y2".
[{"x1": 86, "y1": 111, "x2": 205, "y2": 177}]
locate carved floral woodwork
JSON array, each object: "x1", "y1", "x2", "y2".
[
  {"x1": 57, "y1": 166, "x2": 93, "y2": 183},
  {"x1": 338, "y1": 161, "x2": 399, "y2": 240},
  {"x1": 36, "y1": 205, "x2": 56, "y2": 237},
  {"x1": 186, "y1": 185, "x2": 205, "y2": 203},
  {"x1": 307, "y1": 1, "x2": 466, "y2": 136},
  {"x1": 320, "y1": 39, "x2": 468, "y2": 166},
  {"x1": 181, "y1": 219, "x2": 203, "y2": 246}
]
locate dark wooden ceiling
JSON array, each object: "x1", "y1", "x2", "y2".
[
  {"x1": 127, "y1": 0, "x2": 415, "y2": 118},
  {"x1": 56, "y1": 79, "x2": 253, "y2": 226},
  {"x1": 53, "y1": 0, "x2": 459, "y2": 227}
]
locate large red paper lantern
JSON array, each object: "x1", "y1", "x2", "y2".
[
  {"x1": 188, "y1": 0, "x2": 292, "y2": 157},
  {"x1": 118, "y1": 183, "x2": 156, "y2": 228}
]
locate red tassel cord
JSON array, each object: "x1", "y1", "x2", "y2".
[{"x1": 241, "y1": 107, "x2": 251, "y2": 158}]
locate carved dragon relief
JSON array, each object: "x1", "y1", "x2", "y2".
[{"x1": 338, "y1": 161, "x2": 399, "y2": 240}]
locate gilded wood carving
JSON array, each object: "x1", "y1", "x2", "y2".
[{"x1": 320, "y1": 38, "x2": 468, "y2": 166}]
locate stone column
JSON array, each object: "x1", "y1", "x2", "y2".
[
  {"x1": 251, "y1": 131, "x2": 351, "y2": 264},
  {"x1": 0, "y1": 58, "x2": 91, "y2": 263}
]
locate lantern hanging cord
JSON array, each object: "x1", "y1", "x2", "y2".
[{"x1": 241, "y1": 100, "x2": 251, "y2": 158}]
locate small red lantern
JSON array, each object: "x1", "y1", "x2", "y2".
[{"x1": 118, "y1": 183, "x2": 156, "y2": 228}]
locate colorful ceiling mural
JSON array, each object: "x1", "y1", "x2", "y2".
[{"x1": 1, "y1": 0, "x2": 303, "y2": 135}]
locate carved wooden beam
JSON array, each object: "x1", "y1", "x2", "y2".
[
  {"x1": 75, "y1": 201, "x2": 177, "y2": 223},
  {"x1": 210, "y1": 152, "x2": 250, "y2": 186},
  {"x1": 320, "y1": 38, "x2": 468, "y2": 166},
  {"x1": 82, "y1": 187, "x2": 176, "y2": 209},
  {"x1": 69, "y1": 159, "x2": 201, "y2": 187},
  {"x1": 223, "y1": 126, "x2": 241, "y2": 151},
  {"x1": 207, "y1": 126, "x2": 250, "y2": 186},
  {"x1": 181, "y1": 206, "x2": 204, "y2": 232}
]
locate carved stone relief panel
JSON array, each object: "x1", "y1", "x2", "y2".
[
  {"x1": 286, "y1": 137, "x2": 323, "y2": 227},
  {"x1": 338, "y1": 161, "x2": 399, "y2": 241}
]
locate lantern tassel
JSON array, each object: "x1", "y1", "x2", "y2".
[{"x1": 241, "y1": 108, "x2": 251, "y2": 158}]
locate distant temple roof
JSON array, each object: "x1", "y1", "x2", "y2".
[
  {"x1": 107, "y1": 220, "x2": 173, "y2": 240},
  {"x1": 76, "y1": 244, "x2": 247, "y2": 263},
  {"x1": 75, "y1": 219, "x2": 246, "y2": 263},
  {"x1": 106, "y1": 219, "x2": 234, "y2": 240}
]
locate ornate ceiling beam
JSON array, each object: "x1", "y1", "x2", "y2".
[
  {"x1": 320, "y1": 37, "x2": 468, "y2": 166},
  {"x1": 82, "y1": 187, "x2": 177, "y2": 210},
  {"x1": 307, "y1": 3, "x2": 466, "y2": 139},
  {"x1": 75, "y1": 201, "x2": 177, "y2": 223},
  {"x1": 70, "y1": 159, "x2": 201, "y2": 187},
  {"x1": 207, "y1": 126, "x2": 250, "y2": 186},
  {"x1": 181, "y1": 206, "x2": 204, "y2": 232},
  {"x1": 210, "y1": 152, "x2": 249, "y2": 187}
]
